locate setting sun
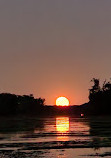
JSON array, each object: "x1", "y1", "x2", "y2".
[{"x1": 56, "y1": 97, "x2": 69, "y2": 106}]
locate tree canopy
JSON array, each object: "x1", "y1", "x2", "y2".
[
  {"x1": 88, "y1": 78, "x2": 111, "y2": 114},
  {"x1": 0, "y1": 93, "x2": 45, "y2": 115}
]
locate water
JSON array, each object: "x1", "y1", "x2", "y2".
[{"x1": 0, "y1": 116, "x2": 111, "y2": 157}]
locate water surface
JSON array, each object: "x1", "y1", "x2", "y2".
[{"x1": 0, "y1": 116, "x2": 111, "y2": 157}]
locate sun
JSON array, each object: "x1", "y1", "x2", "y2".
[{"x1": 56, "y1": 97, "x2": 69, "y2": 106}]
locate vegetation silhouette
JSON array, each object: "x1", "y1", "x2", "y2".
[
  {"x1": 83, "y1": 78, "x2": 111, "y2": 115},
  {"x1": 0, "y1": 93, "x2": 45, "y2": 115},
  {"x1": 1, "y1": 78, "x2": 111, "y2": 116}
]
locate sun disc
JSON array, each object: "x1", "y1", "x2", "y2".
[{"x1": 56, "y1": 97, "x2": 69, "y2": 106}]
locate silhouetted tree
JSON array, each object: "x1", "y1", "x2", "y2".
[
  {"x1": 0, "y1": 93, "x2": 45, "y2": 115},
  {"x1": 89, "y1": 78, "x2": 100, "y2": 94},
  {"x1": 0, "y1": 93, "x2": 17, "y2": 115},
  {"x1": 88, "y1": 78, "x2": 111, "y2": 114}
]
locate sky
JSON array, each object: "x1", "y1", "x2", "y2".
[{"x1": 0, "y1": 0, "x2": 111, "y2": 105}]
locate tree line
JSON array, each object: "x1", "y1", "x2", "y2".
[
  {"x1": 0, "y1": 78, "x2": 111, "y2": 116},
  {"x1": 86, "y1": 78, "x2": 111, "y2": 114},
  {"x1": 0, "y1": 93, "x2": 45, "y2": 115}
]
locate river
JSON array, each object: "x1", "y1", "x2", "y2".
[{"x1": 0, "y1": 116, "x2": 111, "y2": 157}]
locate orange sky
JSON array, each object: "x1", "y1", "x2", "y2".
[{"x1": 0, "y1": 0, "x2": 111, "y2": 105}]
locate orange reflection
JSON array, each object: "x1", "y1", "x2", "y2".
[{"x1": 56, "y1": 117, "x2": 69, "y2": 132}]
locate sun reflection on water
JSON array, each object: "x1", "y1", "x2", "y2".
[
  {"x1": 56, "y1": 117, "x2": 69, "y2": 132},
  {"x1": 56, "y1": 117, "x2": 69, "y2": 141}
]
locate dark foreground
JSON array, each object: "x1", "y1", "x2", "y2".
[
  {"x1": 0, "y1": 116, "x2": 111, "y2": 157},
  {"x1": 1, "y1": 148, "x2": 111, "y2": 158}
]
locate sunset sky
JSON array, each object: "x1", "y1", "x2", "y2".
[{"x1": 0, "y1": 0, "x2": 111, "y2": 105}]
